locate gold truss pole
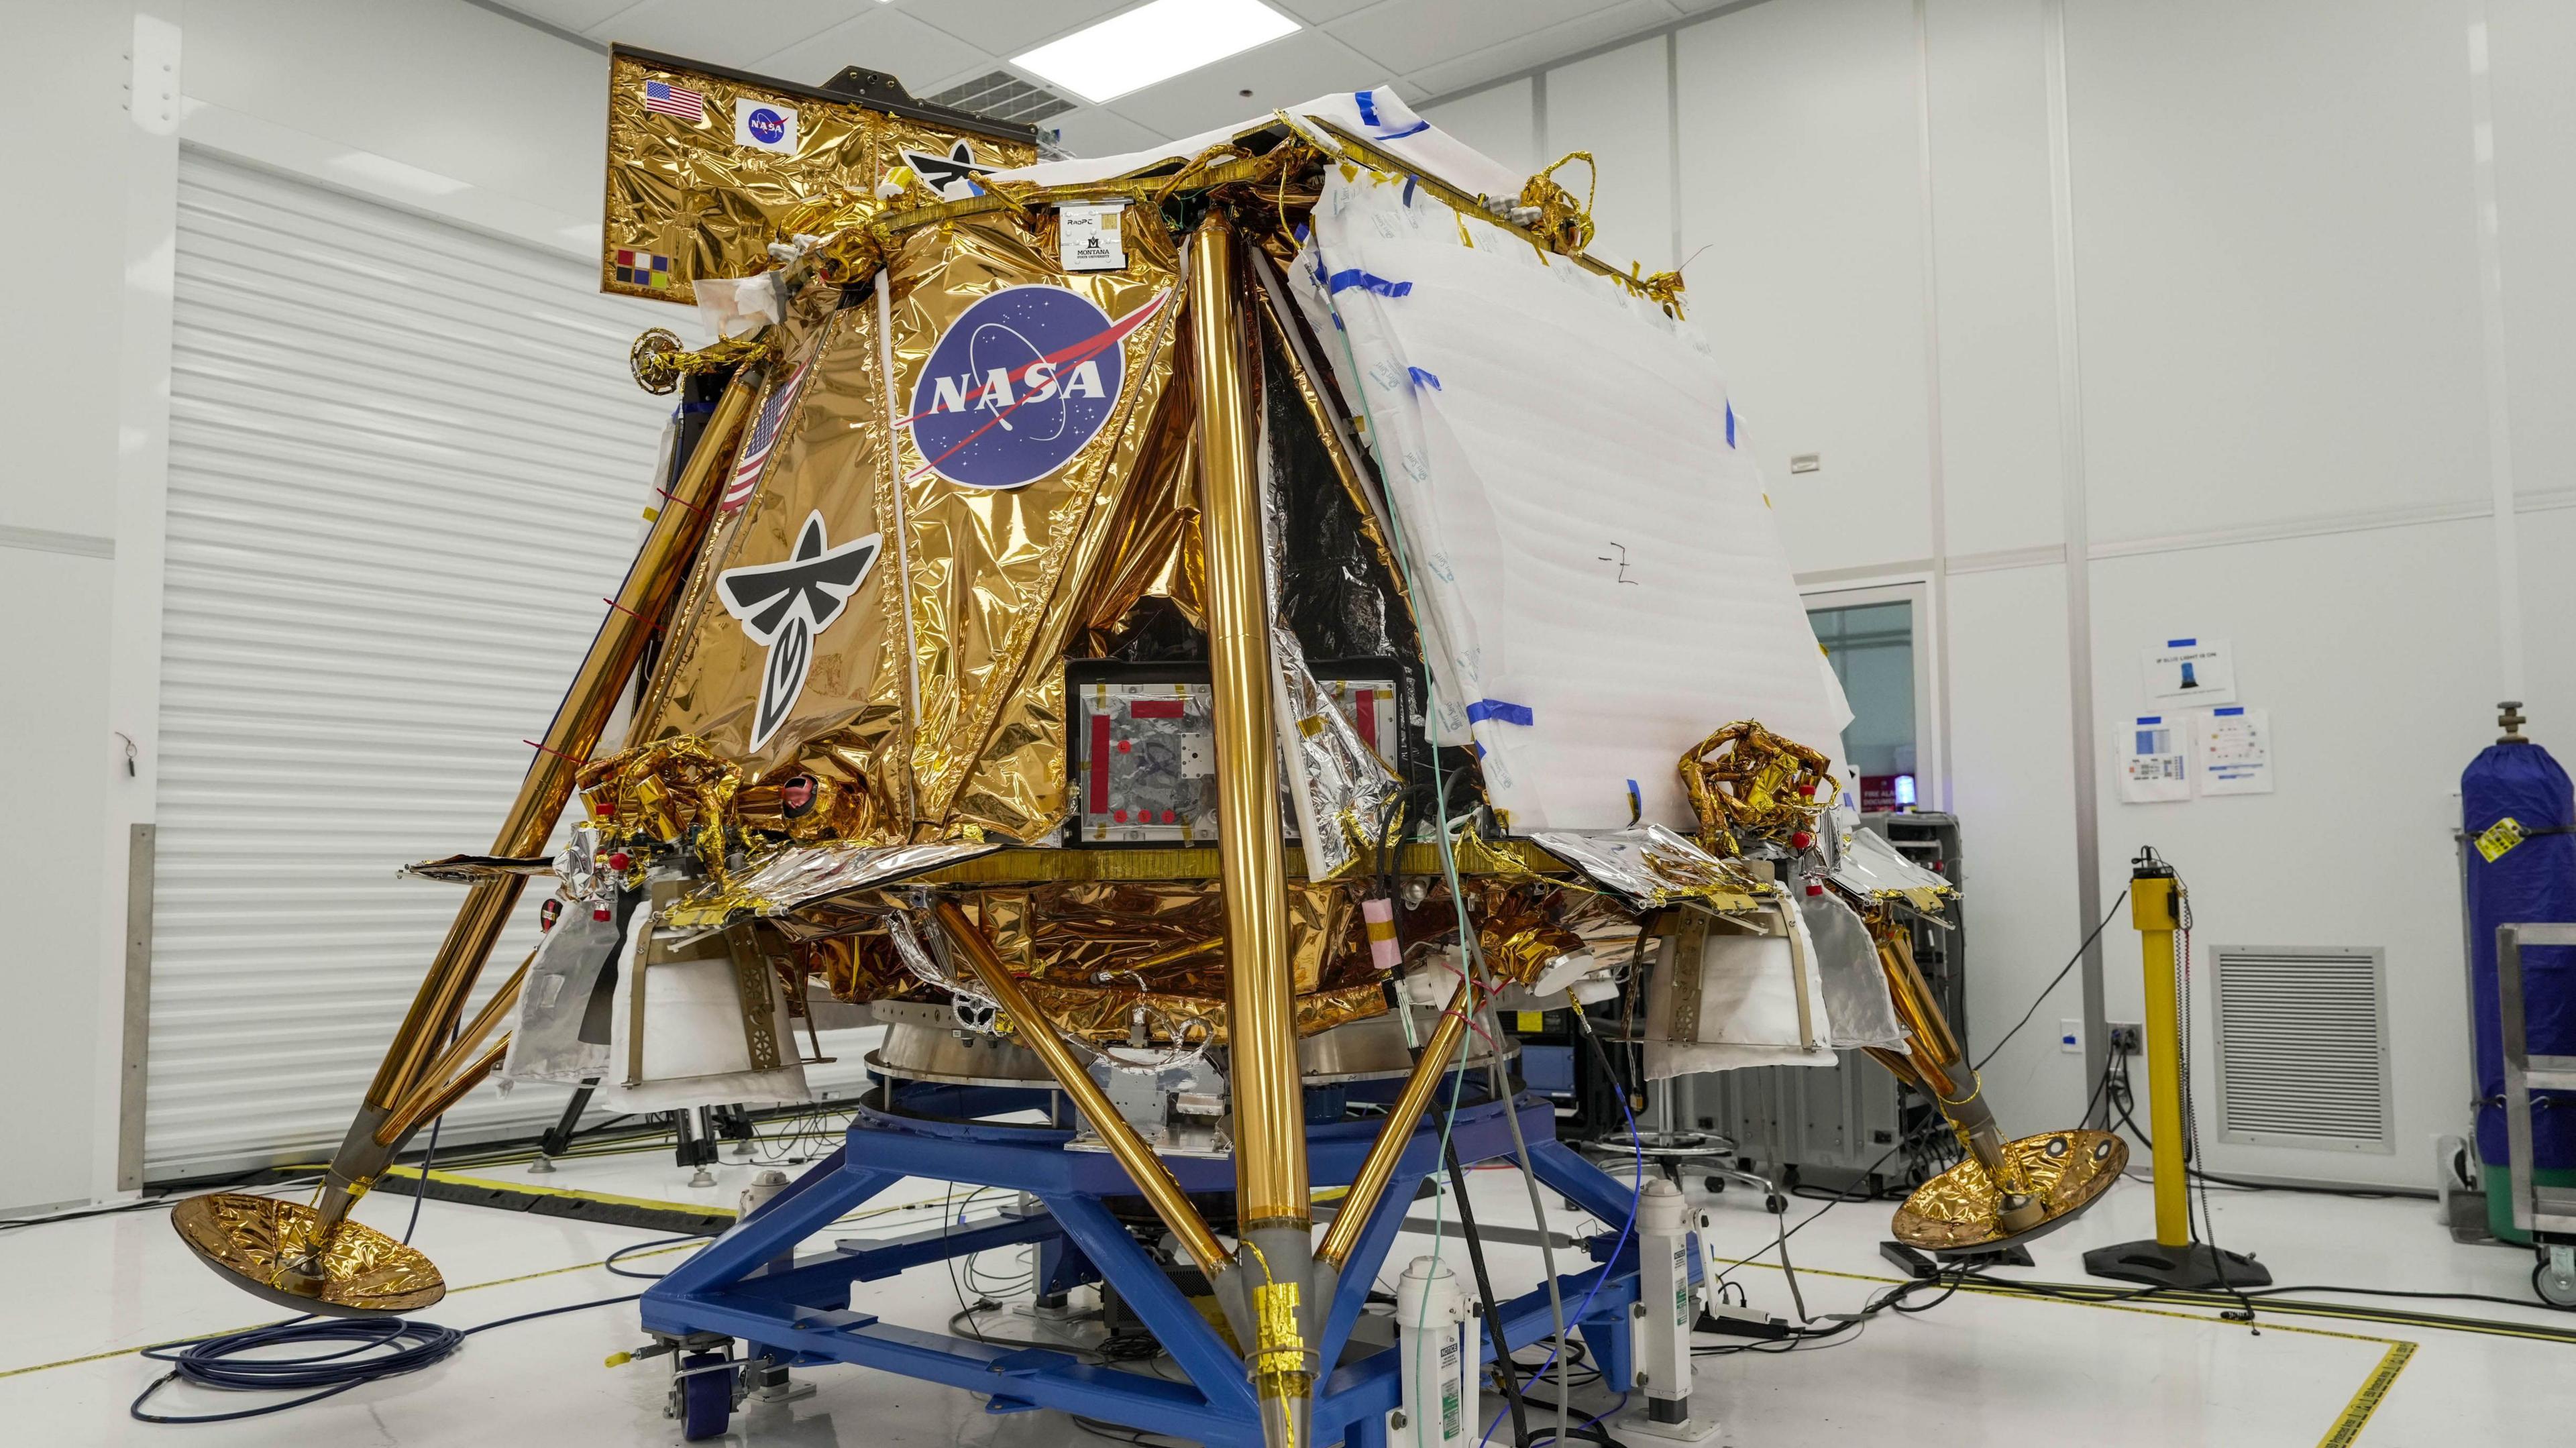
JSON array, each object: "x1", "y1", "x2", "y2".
[
  {"x1": 1187, "y1": 213, "x2": 1314, "y2": 1448},
  {"x1": 932, "y1": 900, "x2": 1229, "y2": 1275},
  {"x1": 295, "y1": 359, "x2": 767, "y2": 1249},
  {"x1": 1313, "y1": 977, "x2": 1474, "y2": 1269}
]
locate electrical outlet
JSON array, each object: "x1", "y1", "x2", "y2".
[
  {"x1": 2058, "y1": 1018, "x2": 2083, "y2": 1054},
  {"x1": 2106, "y1": 1021, "x2": 2143, "y2": 1056}
]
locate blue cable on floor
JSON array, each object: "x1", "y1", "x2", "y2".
[{"x1": 128, "y1": 1294, "x2": 643, "y2": 1425}]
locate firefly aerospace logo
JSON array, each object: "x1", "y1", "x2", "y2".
[
  {"x1": 900, "y1": 141, "x2": 996, "y2": 201},
  {"x1": 902, "y1": 285, "x2": 1168, "y2": 490},
  {"x1": 717, "y1": 511, "x2": 881, "y2": 749}
]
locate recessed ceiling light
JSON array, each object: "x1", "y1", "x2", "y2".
[{"x1": 1014, "y1": 0, "x2": 1300, "y2": 105}]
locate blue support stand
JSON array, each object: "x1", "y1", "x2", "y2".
[{"x1": 641, "y1": 1087, "x2": 1641, "y2": 1447}]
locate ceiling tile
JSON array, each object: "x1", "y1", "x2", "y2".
[
  {"x1": 1049, "y1": 104, "x2": 1171, "y2": 157},
  {"x1": 1404, "y1": 0, "x2": 1678, "y2": 97},
  {"x1": 900, "y1": 0, "x2": 1138, "y2": 56},
  {"x1": 588, "y1": 0, "x2": 873, "y2": 68},
  {"x1": 1329, "y1": 0, "x2": 1625, "y2": 76},
  {"x1": 1105, "y1": 27, "x2": 1385, "y2": 139},
  {"x1": 1272, "y1": 0, "x2": 1378, "y2": 21},
  {"x1": 752, "y1": 7, "x2": 986, "y2": 94},
  {"x1": 490, "y1": 0, "x2": 637, "y2": 33}
]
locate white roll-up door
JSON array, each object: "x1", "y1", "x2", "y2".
[{"x1": 148, "y1": 152, "x2": 869, "y2": 1182}]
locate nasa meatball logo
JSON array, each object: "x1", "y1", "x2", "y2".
[
  {"x1": 904, "y1": 284, "x2": 1169, "y2": 491},
  {"x1": 733, "y1": 97, "x2": 798, "y2": 152}
]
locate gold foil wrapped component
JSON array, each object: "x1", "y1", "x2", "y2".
[
  {"x1": 602, "y1": 48, "x2": 1034, "y2": 307},
  {"x1": 1680, "y1": 720, "x2": 1838, "y2": 853},
  {"x1": 1890, "y1": 1129, "x2": 2129, "y2": 1251},
  {"x1": 578, "y1": 736, "x2": 745, "y2": 886},
  {"x1": 1517, "y1": 152, "x2": 1599, "y2": 258},
  {"x1": 1528, "y1": 824, "x2": 1764, "y2": 910},
  {"x1": 637, "y1": 206, "x2": 1189, "y2": 846},
  {"x1": 1474, "y1": 889, "x2": 1585, "y2": 987},
  {"x1": 397, "y1": 853, "x2": 553, "y2": 884},
  {"x1": 631, "y1": 327, "x2": 774, "y2": 394},
  {"x1": 1020, "y1": 979, "x2": 1386, "y2": 1046},
  {"x1": 665, "y1": 838, "x2": 999, "y2": 929},
  {"x1": 969, "y1": 880, "x2": 1356, "y2": 996},
  {"x1": 170, "y1": 1193, "x2": 445, "y2": 1315}
]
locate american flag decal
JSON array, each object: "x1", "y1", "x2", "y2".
[
  {"x1": 643, "y1": 79, "x2": 703, "y2": 120},
  {"x1": 723, "y1": 362, "x2": 808, "y2": 513}
]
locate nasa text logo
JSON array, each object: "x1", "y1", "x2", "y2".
[
  {"x1": 733, "y1": 97, "x2": 798, "y2": 152},
  {"x1": 904, "y1": 284, "x2": 1168, "y2": 491}
]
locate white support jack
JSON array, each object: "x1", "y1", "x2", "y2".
[
  {"x1": 1619, "y1": 1178, "x2": 1721, "y2": 1443},
  {"x1": 1390, "y1": 1256, "x2": 1477, "y2": 1448}
]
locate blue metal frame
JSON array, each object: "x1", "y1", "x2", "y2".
[{"x1": 641, "y1": 1087, "x2": 1642, "y2": 1448}]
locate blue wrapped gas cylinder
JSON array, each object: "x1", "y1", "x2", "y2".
[{"x1": 2462, "y1": 729, "x2": 2576, "y2": 1241}]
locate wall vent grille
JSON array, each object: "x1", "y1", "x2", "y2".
[
  {"x1": 2209, "y1": 945, "x2": 2392, "y2": 1154},
  {"x1": 926, "y1": 71, "x2": 1077, "y2": 126}
]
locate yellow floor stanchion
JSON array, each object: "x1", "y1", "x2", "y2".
[{"x1": 2082, "y1": 848, "x2": 2273, "y2": 1288}]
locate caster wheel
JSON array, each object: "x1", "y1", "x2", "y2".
[
  {"x1": 1703, "y1": 1176, "x2": 1726, "y2": 1194},
  {"x1": 1764, "y1": 1195, "x2": 1786, "y2": 1214},
  {"x1": 2536, "y1": 1260, "x2": 2576, "y2": 1310},
  {"x1": 677, "y1": 1352, "x2": 737, "y2": 1441}
]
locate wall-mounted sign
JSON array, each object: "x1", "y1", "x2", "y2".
[{"x1": 2142, "y1": 636, "x2": 2235, "y2": 706}]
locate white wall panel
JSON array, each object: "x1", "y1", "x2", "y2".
[
  {"x1": 182, "y1": 0, "x2": 608, "y2": 215},
  {"x1": 1422, "y1": 76, "x2": 1536, "y2": 179},
  {"x1": 1943, "y1": 564, "x2": 2086, "y2": 1136},
  {"x1": 1676, "y1": 0, "x2": 1933, "y2": 576},
  {"x1": 1921, "y1": 0, "x2": 2063, "y2": 557},
  {"x1": 2487, "y1": 1, "x2": 2576, "y2": 506},
  {"x1": 148, "y1": 152, "x2": 671, "y2": 1179},
  {"x1": 2087, "y1": 521, "x2": 2499, "y2": 1188},
  {"x1": 2063, "y1": 0, "x2": 2490, "y2": 543},
  {"x1": 1544, "y1": 37, "x2": 1674, "y2": 274},
  {"x1": 2518, "y1": 506, "x2": 2576, "y2": 748}
]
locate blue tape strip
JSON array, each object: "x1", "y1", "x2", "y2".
[
  {"x1": 1377, "y1": 120, "x2": 1430, "y2": 139},
  {"x1": 2137, "y1": 715, "x2": 2163, "y2": 725},
  {"x1": 1327, "y1": 268, "x2": 1413, "y2": 298},
  {"x1": 1401, "y1": 176, "x2": 1417, "y2": 207},
  {"x1": 2214, "y1": 706, "x2": 2245, "y2": 716},
  {"x1": 1408, "y1": 366, "x2": 1441, "y2": 390},
  {"x1": 1355, "y1": 89, "x2": 1381, "y2": 126},
  {"x1": 2167, "y1": 637, "x2": 2196, "y2": 647},
  {"x1": 1724, "y1": 400, "x2": 1736, "y2": 448},
  {"x1": 1466, "y1": 699, "x2": 1534, "y2": 727}
]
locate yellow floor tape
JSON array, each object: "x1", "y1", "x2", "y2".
[{"x1": 1740, "y1": 1261, "x2": 2417, "y2": 1447}]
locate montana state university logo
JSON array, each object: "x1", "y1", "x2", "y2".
[
  {"x1": 904, "y1": 284, "x2": 1167, "y2": 491},
  {"x1": 717, "y1": 511, "x2": 881, "y2": 749}
]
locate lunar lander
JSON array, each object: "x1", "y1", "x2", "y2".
[{"x1": 172, "y1": 48, "x2": 2124, "y2": 1448}]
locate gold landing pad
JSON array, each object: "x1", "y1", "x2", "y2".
[
  {"x1": 171, "y1": 1192, "x2": 447, "y2": 1317},
  {"x1": 1890, "y1": 1129, "x2": 2129, "y2": 1253}
]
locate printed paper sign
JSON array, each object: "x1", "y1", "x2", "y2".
[
  {"x1": 2120, "y1": 715, "x2": 2190, "y2": 803},
  {"x1": 2143, "y1": 636, "x2": 2236, "y2": 706},
  {"x1": 2195, "y1": 706, "x2": 2273, "y2": 796},
  {"x1": 734, "y1": 97, "x2": 798, "y2": 153},
  {"x1": 1060, "y1": 203, "x2": 1127, "y2": 272}
]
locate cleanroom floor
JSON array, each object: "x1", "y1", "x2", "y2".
[{"x1": 3, "y1": 1123, "x2": 2566, "y2": 1447}]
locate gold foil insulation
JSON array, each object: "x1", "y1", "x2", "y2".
[
  {"x1": 1680, "y1": 720, "x2": 1838, "y2": 854},
  {"x1": 170, "y1": 1193, "x2": 446, "y2": 1314},
  {"x1": 602, "y1": 49, "x2": 1034, "y2": 307},
  {"x1": 1890, "y1": 1129, "x2": 2130, "y2": 1251},
  {"x1": 633, "y1": 210, "x2": 1187, "y2": 848}
]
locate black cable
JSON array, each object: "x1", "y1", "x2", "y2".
[
  {"x1": 1973, "y1": 888, "x2": 2128, "y2": 1072},
  {"x1": 604, "y1": 1233, "x2": 705, "y2": 1280},
  {"x1": 1442, "y1": 1115, "x2": 1533, "y2": 1447},
  {"x1": 401, "y1": 1116, "x2": 441, "y2": 1246},
  {"x1": 128, "y1": 1294, "x2": 642, "y2": 1424}
]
